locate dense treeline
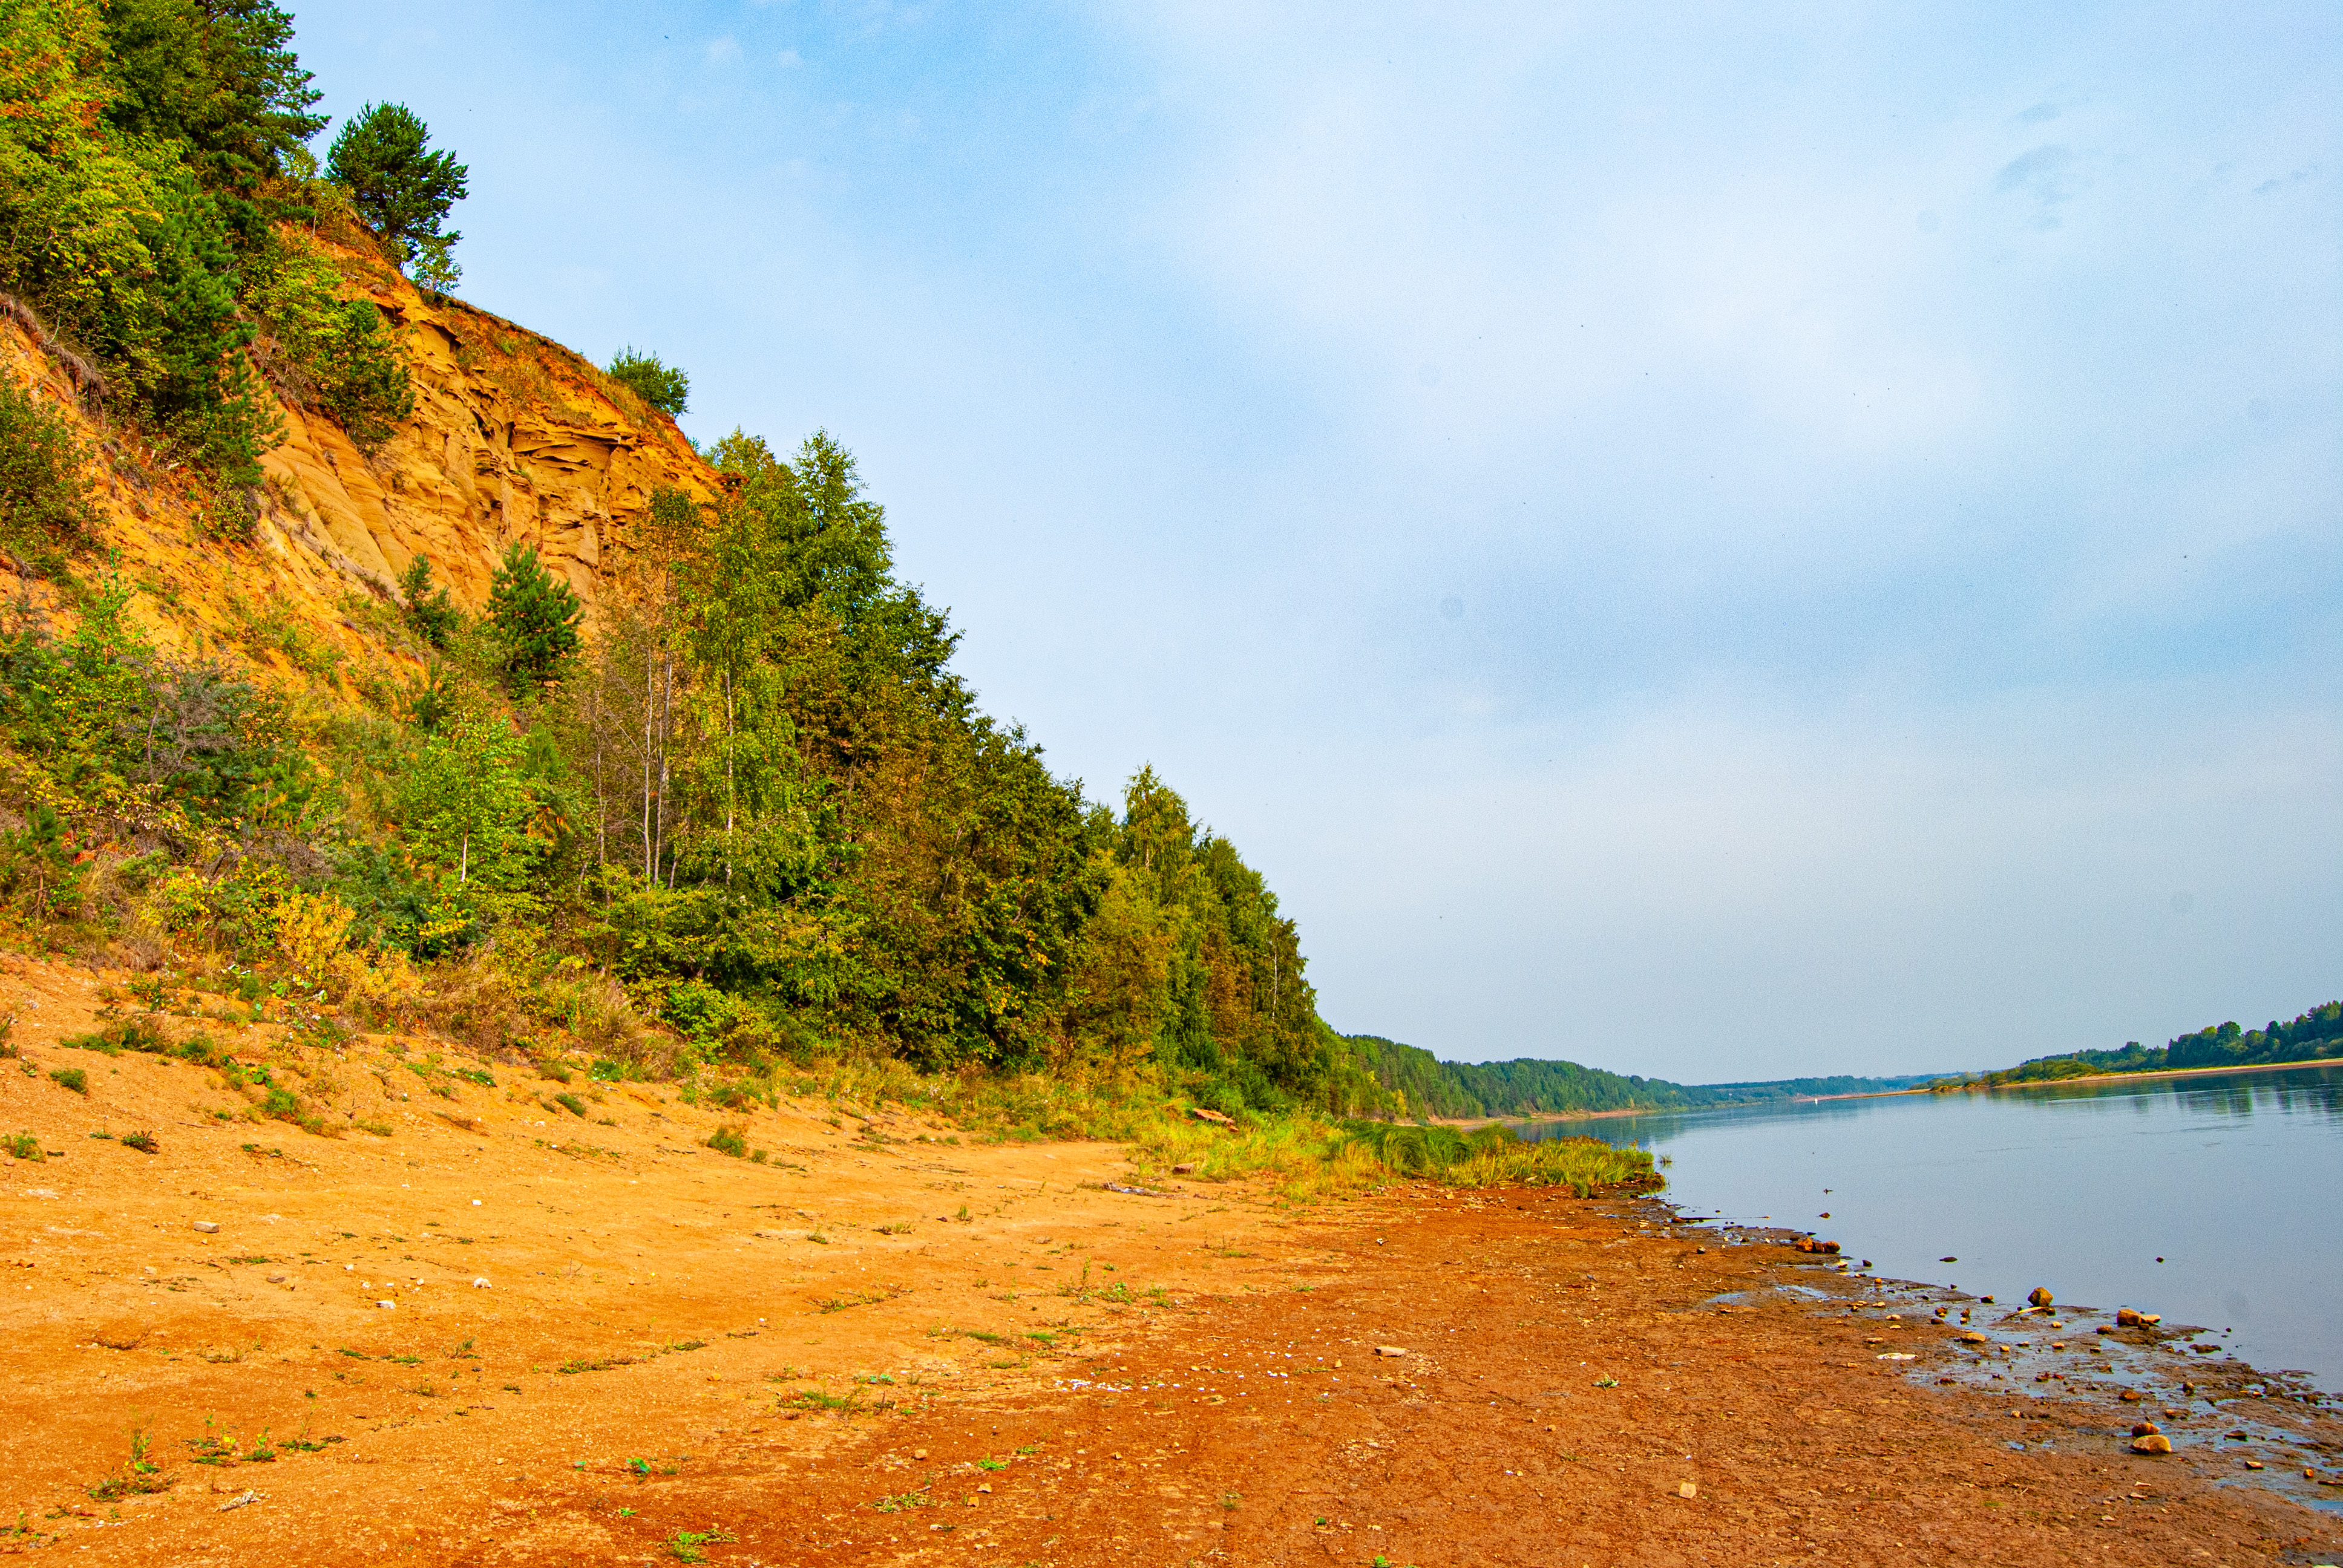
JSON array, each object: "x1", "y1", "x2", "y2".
[
  {"x1": 1944, "y1": 1002, "x2": 2343, "y2": 1089},
  {"x1": 1689, "y1": 1073, "x2": 1942, "y2": 1103},
  {"x1": 0, "y1": 2, "x2": 1407, "y2": 1117},
  {"x1": 1349, "y1": 1033, "x2": 1701, "y2": 1119},
  {"x1": 1346, "y1": 1033, "x2": 1947, "y2": 1119}
]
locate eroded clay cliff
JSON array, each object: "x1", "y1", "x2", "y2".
[{"x1": 1, "y1": 238, "x2": 718, "y2": 690}]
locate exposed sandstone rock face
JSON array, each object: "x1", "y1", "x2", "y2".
[
  {"x1": 0, "y1": 243, "x2": 717, "y2": 685},
  {"x1": 260, "y1": 263, "x2": 717, "y2": 613}
]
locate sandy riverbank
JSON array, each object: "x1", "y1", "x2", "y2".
[
  {"x1": 1951, "y1": 1058, "x2": 2343, "y2": 1094},
  {"x1": 1, "y1": 955, "x2": 2335, "y2": 1566}
]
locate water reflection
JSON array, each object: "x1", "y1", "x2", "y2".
[
  {"x1": 1502, "y1": 1062, "x2": 2343, "y2": 1388},
  {"x1": 1515, "y1": 1062, "x2": 2343, "y2": 1151}
]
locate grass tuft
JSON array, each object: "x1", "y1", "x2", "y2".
[{"x1": 85, "y1": 1428, "x2": 171, "y2": 1501}]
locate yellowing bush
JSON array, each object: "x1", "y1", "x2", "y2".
[{"x1": 274, "y1": 890, "x2": 356, "y2": 978}]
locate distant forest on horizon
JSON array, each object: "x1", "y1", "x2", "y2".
[
  {"x1": 1942, "y1": 1000, "x2": 2342, "y2": 1089},
  {"x1": 1350, "y1": 994, "x2": 2342, "y2": 1120},
  {"x1": 1341, "y1": 1033, "x2": 1937, "y2": 1121}
]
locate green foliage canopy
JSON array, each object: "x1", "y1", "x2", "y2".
[
  {"x1": 606, "y1": 347, "x2": 687, "y2": 416},
  {"x1": 1954, "y1": 1002, "x2": 2343, "y2": 1087},
  {"x1": 97, "y1": 0, "x2": 326, "y2": 209},
  {"x1": 324, "y1": 102, "x2": 465, "y2": 278},
  {"x1": 0, "y1": 376, "x2": 96, "y2": 566}
]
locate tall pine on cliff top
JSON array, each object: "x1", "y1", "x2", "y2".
[{"x1": 325, "y1": 102, "x2": 466, "y2": 285}]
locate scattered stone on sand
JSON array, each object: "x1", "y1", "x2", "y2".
[
  {"x1": 1677, "y1": 1480, "x2": 1698, "y2": 1498},
  {"x1": 2115, "y1": 1307, "x2": 2160, "y2": 1327},
  {"x1": 2027, "y1": 1287, "x2": 2053, "y2": 1308},
  {"x1": 1959, "y1": 1331, "x2": 1989, "y2": 1344},
  {"x1": 1374, "y1": 1346, "x2": 1407, "y2": 1357},
  {"x1": 2131, "y1": 1434, "x2": 2174, "y2": 1454},
  {"x1": 2131, "y1": 1421, "x2": 2161, "y2": 1437},
  {"x1": 191, "y1": 1220, "x2": 219, "y2": 1233}
]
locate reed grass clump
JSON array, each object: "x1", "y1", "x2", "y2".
[{"x1": 1130, "y1": 1114, "x2": 1656, "y2": 1201}]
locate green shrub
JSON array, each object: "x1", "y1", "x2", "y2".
[
  {"x1": 49, "y1": 1067, "x2": 87, "y2": 1094},
  {"x1": 606, "y1": 347, "x2": 687, "y2": 416},
  {"x1": 5, "y1": 1131, "x2": 41, "y2": 1160},
  {"x1": 0, "y1": 376, "x2": 96, "y2": 566},
  {"x1": 0, "y1": 578, "x2": 318, "y2": 841},
  {"x1": 706, "y1": 1123, "x2": 748, "y2": 1158},
  {"x1": 249, "y1": 234, "x2": 414, "y2": 451}
]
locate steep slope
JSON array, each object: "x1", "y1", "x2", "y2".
[{"x1": 2, "y1": 243, "x2": 713, "y2": 684}]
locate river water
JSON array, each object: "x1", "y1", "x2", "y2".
[{"x1": 1515, "y1": 1062, "x2": 2343, "y2": 1391}]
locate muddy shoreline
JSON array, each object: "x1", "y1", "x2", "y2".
[{"x1": 0, "y1": 955, "x2": 2335, "y2": 1564}]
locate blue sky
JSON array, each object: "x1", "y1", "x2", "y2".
[{"x1": 293, "y1": 2, "x2": 2339, "y2": 1080}]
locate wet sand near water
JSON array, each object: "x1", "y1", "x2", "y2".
[{"x1": 0, "y1": 954, "x2": 2336, "y2": 1565}]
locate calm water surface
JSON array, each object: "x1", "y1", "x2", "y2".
[{"x1": 1516, "y1": 1063, "x2": 2343, "y2": 1390}]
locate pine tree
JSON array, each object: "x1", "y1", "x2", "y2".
[
  {"x1": 325, "y1": 103, "x2": 467, "y2": 278},
  {"x1": 486, "y1": 543, "x2": 582, "y2": 691},
  {"x1": 398, "y1": 554, "x2": 457, "y2": 649}
]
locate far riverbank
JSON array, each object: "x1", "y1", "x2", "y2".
[{"x1": 1433, "y1": 1051, "x2": 2343, "y2": 1132}]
